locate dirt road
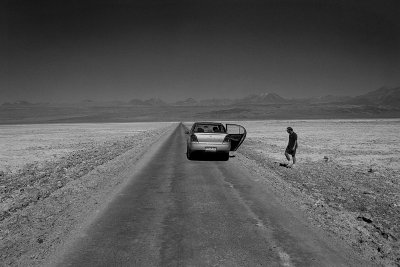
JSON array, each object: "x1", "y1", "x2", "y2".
[{"x1": 52, "y1": 124, "x2": 366, "y2": 266}]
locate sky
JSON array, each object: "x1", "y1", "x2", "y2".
[{"x1": 2, "y1": 0, "x2": 400, "y2": 103}]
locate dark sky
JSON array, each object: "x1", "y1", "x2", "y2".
[{"x1": 2, "y1": 0, "x2": 400, "y2": 102}]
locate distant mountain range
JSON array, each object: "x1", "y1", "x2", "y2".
[
  {"x1": 1, "y1": 100, "x2": 48, "y2": 107},
  {"x1": 346, "y1": 87, "x2": 400, "y2": 106},
  {"x1": 1, "y1": 86, "x2": 399, "y2": 123},
  {"x1": 129, "y1": 98, "x2": 167, "y2": 106},
  {"x1": 235, "y1": 92, "x2": 289, "y2": 105},
  {"x1": 171, "y1": 86, "x2": 400, "y2": 107},
  {"x1": 2, "y1": 86, "x2": 400, "y2": 108}
]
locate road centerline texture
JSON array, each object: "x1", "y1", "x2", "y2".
[{"x1": 56, "y1": 123, "x2": 365, "y2": 266}]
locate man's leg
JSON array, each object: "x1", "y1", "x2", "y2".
[
  {"x1": 290, "y1": 149, "x2": 297, "y2": 167},
  {"x1": 285, "y1": 151, "x2": 291, "y2": 161}
]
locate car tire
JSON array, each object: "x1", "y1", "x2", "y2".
[
  {"x1": 187, "y1": 149, "x2": 193, "y2": 160},
  {"x1": 222, "y1": 152, "x2": 229, "y2": 161}
]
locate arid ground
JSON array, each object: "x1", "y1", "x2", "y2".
[
  {"x1": 0, "y1": 122, "x2": 176, "y2": 265},
  {"x1": 235, "y1": 119, "x2": 400, "y2": 266},
  {"x1": 0, "y1": 119, "x2": 399, "y2": 266},
  {"x1": 0, "y1": 122, "x2": 175, "y2": 173}
]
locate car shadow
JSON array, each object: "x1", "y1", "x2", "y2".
[{"x1": 185, "y1": 152, "x2": 229, "y2": 161}]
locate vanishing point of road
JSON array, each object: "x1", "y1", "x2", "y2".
[{"x1": 55, "y1": 124, "x2": 364, "y2": 266}]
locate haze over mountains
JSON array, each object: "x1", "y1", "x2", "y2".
[
  {"x1": 3, "y1": 86, "x2": 400, "y2": 107},
  {"x1": 1, "y1": 86, "x2": 399, "y2": 124}
]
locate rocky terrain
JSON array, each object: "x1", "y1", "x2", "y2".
[{"x1": 0, "y1": 123, "x2": 174, "y2": 266}]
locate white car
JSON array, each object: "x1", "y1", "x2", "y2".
[{"x1": 186, "y1": 122, "x2": 246, "y2": 160}]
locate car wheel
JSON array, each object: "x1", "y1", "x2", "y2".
[
  {"x1": 187, "y1": 149, "x2": 193, "y2": 160},
  {"x1": 222, "y1": 152, "x2": 229, "y2": 161}
]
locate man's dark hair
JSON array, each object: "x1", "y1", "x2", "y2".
[{"x1": 287, "y1": 127, "x2": 293, "y2": 131}]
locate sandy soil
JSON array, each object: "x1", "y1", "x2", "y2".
[
  {"x1": 235, "y1": 119, "x2": 400, "y2": 266},
  {"x1": 0, "y1": 122, "x2": 175, "y2": 266}
]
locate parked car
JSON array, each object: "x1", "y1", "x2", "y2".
[{"x1": 185, "y1": 122, "x2": 246, "y2": 160}]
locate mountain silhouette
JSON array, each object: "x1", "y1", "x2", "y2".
[
  {"x1": 347, "y1": 87, "x2": 400, "y2": 107},
  {"x1": 174, "y1": 98, "x2": 198, "y2": 106},
  {"x1": 236, "y1": 92, "x2": 289, "y2": 104},
  {"x1": 143, "y1": 98, "x2": 168, "y2": 106},
  {"x1": 128, "y1": 98, "x2": 168, "y2": 106},
  {"x1": 129, "y1": 98, "x2": 146, "y2": 105},
  {"x1": 2, "y1": 101, "x2": 36, "y2": 107}
]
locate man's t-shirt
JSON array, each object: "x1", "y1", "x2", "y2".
[{"x1": 287, "y1": 132, "x2": 298, "y2": 149}]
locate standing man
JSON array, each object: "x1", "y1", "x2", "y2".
[{"x1": 285, "y1": 127, "x2": 297, "y2": 167}]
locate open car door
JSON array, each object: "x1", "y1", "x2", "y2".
[{"x1": 226, "y1": 124, "x2": 247, "y2": 151}]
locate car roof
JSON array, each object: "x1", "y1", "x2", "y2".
[{"x1": 194, "y1": 122, "x2": 223, "y2": 125}]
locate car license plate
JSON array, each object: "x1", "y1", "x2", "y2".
[{"x1": 205, "y1": 147, "x2": 217, "y2": 152}]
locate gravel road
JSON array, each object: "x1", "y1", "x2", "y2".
[{"x1": 52, "y1": 124, "x2": 366, "y2": 266}]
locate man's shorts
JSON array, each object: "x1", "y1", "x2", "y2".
[{"x1": 285, "y1": 146, "x2": 296, "y2": 156}]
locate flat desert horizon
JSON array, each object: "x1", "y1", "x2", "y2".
[
  {"x1": 2, "y1": 118, "x2": 399, "y2": 173},
  {"x1": 1, "y1": 103, "x2": 400, "y2": 125}
]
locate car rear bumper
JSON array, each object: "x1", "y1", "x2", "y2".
[{"x1": 188, "y1": 142, "x2": 230, "y2": 153}]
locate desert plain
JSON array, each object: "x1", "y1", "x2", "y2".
[
  {"x1": 0, "y1": 122, "x2": 176, "y2": 265},
  {"x1": 0, "y1": 119, "x2": 399, "y2": 266},
  {"x1": 236, "y1": 119, "x2": 400, "y2": 266}
]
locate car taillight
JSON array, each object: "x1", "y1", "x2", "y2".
[
  {"x1": 190, "y1": 134, "x2": 198, "y2": 142},
  {"x1": 223, "y1": 136, "x2": 230, "y2": 143}
]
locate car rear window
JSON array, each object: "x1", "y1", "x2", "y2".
[{"x1": 193, "y1": 124, "x2": 226, "y2": 133}]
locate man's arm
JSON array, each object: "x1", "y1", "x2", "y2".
[{"x1": 292, "y1": 140, "x2": 297, "y2": 150}]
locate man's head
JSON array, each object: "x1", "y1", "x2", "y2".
[{"x1": 286, "y1": 127, "x2": 293, "y2": 134}]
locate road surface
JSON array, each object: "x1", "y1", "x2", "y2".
[{"x1": 55, "y1": 124, "x2": 364, "y2": 266}]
